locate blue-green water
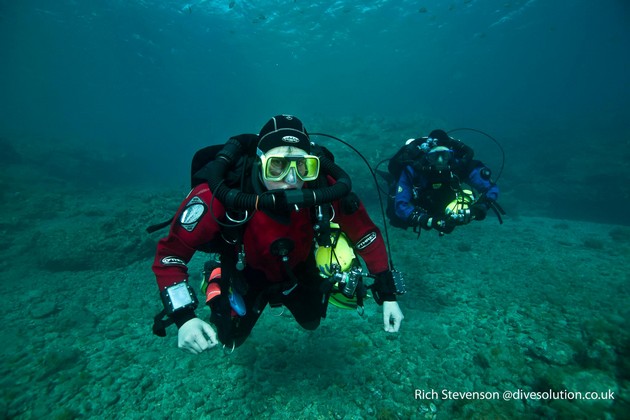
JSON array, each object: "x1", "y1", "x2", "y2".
[
  {"x1": 2, "y1": 0, "x2": 628, "y2": 223},
  {"x1": 1, "y1": 1, "x2": 628, "y2": 418}
]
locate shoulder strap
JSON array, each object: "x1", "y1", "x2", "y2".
[
  {"x1": 388, "y1": 139, "x2": 424, "y2": 181},
  {"x1": 191, "y1": 145, "x2": 224, "y2": 188},
  {"x1": 191, "y1": 134, "x2": 259, "y2": 189}
]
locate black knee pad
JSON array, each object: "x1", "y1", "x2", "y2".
[{"x1": 298, "y1": 318, "x2": 321, "y2": 331}]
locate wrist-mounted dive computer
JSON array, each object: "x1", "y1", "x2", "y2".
[{"x1": 160, "y1": 282, "x2": 199, "y2": 314}]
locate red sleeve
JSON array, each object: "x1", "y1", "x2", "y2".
[
  {"x1": 152, "y1": 184, "x2": 224, "y2": 291},
  {"x1": 333, "y1": 197, "x2": 390, "y2": 275}
]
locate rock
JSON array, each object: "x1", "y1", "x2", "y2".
[
  {"x1": 30, "y1": 301, "x2": 59, "y2": 319},
  {"x1": 526, "y1": 339, "x2": 574, "y2": 366}
]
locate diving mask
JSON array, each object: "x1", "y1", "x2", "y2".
[
  {"x1": 260, "y1": 153, "x2": 320, "y2": 182},
  {"x1": 425, "y1": 146, "x2": 453, "y2": 166}
]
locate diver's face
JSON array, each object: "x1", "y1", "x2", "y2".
[
  {"x1": 426, "y1": 147, "x2": 453, "y2": 171},
  {"x1": 261, "y1": 146, "x2": 306, "y2": 190},
  {"x1": 432, "y1": 154, "x2": 450, "y2": 171}
]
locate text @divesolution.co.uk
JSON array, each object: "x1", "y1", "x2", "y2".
[{"x1": 415, "y1": 389, "x2": 615, "y2": 401}]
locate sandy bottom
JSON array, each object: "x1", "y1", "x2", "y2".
[{"x1": 0, "y1": 184, "x2": 628, "y2": 419}]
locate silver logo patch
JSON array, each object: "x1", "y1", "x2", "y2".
[
  {"x1": 162, "y1": 256, "x2": 185, "y2": 266},
  {"x1": 356, "y1": 231, "x2": 377, "y2": 250},
  {"x1": 179, "y1": 196, "x2": 206, "y2": 232},
  {"x1": 282, "y1": 135, "x2": 300, "y2": 143}
]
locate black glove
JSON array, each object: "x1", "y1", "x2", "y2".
[
  {"x1": 408, "y1": 208, "x2": 430, "y2": 229},
  {"x1": 431, "y1": 215, "x2": 456, "y2": 234},
  {"x1": 372, "y1": 270, "x2": 397, "y2": 305},
  {"x1": 471, "y1": 202, "x2": 489, "y2": 221}
]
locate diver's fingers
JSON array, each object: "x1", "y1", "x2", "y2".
[{"x1": 201, "y1": 322, "x2": 219, "y2": 348}]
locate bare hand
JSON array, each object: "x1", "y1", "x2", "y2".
[
  {"x1": 383, "y1": 301, "x2": 404, "y2": 332},
  {"x1": 177, "y1": 318, "x2": 219, "y2": 354}
]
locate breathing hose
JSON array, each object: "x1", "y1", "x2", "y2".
[{"x1": 205, "y1": 137, "x2": 352, "y2": 211}]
